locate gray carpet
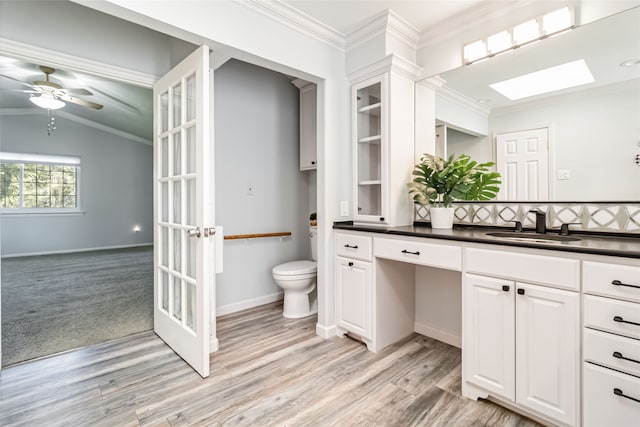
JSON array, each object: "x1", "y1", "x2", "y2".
[{"x1": 1, "y1": 246, "x2": 153, "y2": 367}]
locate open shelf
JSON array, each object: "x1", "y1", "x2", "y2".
[{"x1": 358, "y1": 135, "x2": 382, "y2": 144}]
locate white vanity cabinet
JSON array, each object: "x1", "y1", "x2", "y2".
[
  {"x1": 463, "y1": 247, "x2": 580, "y2": 427},
  {"x1": 582, "y1": 259, "x2": 640, "y2": 427},
  {"x1": 335, "y1": 233, "x2": 373, "y2": 342},
  {"x1": 350, "y1": 68, "x2": 414, "y2": 225}
]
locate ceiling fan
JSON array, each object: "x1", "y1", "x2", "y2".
[{"x1": 1, "y1": 65, "x2": 103, "y2": 110}]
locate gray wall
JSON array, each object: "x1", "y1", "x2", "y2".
[
  {"x1": 0, "y1": 0, "x2": 194, "y2": 75},
  {"x1": 0, "y1": 114, "x2": 153, "y2": 256},
  {"x1": 215, "y1": 60, "x2": 314, "y2": 312}
]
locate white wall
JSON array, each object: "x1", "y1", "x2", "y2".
[
  {"x1": 214, "y1": 59, "x2": 314, "y2": 312},
  {"x1": 0, "y1": 113, "x2": 153, "y2": 256}
]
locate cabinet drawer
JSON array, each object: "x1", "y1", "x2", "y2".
[
  {"x1": 584, "y1": 363, "x2": 640, "y2": 427},
  {"x1": 584, "y1": 328, "x2": 640, "y2": 377},
  {"x1": 374, "y1": 237, "x2": 461, "y2": 271},
  {"x1": 335, "y1": 233, "x2": 372, "y2": 261},
  {"x1": 465, "y1": 247, "x2": 580, "y2": 291},
  {"x1": 584, "y1": 261, "x2": 640, "y2": 303},
  {"x1": 585, "y1": 295, "x2": 640, "y2": 340}
]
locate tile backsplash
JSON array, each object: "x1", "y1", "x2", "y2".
[{"x1": 414, "y1": 202, "x2": 640, "y2": 234}]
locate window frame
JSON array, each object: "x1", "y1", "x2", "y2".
[{"x1": 0, "y1": 152, "x2": 82, "y2": 216}]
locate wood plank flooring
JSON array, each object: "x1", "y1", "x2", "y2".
[{"x1": 0, "y1": 301, "x2": 540, "y2": 426}]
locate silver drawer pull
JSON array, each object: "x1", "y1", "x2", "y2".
[
  {"x1": 613, "y1": 316, "x2": 640, "y2": 327},
  {"x1": 344, "y1": 244, "x2": 359, "y2": 249},
  {"x1": 612, "y1": 279, "x2": 640, "y2": 290},
  {"x1": 612, "y1": 351, "x2": 640, "y2": 364},
  {"x1": 401, "y1": 249, "x2": 420, "y2": 255},
  {"x1": 613, "y1": 388, "x2": 640, "y2": 404}
]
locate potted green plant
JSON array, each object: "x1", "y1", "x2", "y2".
[
  {"x1": 407, "y1": 153, "x2": 501, "y2": 229},
  {"x1": 309, "y1": 212, "x2": 317, "y2": 226}
]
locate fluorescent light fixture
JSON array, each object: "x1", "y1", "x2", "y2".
[
  {"x1": 543, "y1": 7, "x2": 572, "y2": 35},
  {"x1": 489, "y1": 59, "x2": 594, "y2": 100},
  {"x1": 487, "y1": 31, "x2": 511, "y2": 54},
  {"x1": 29, "y1": 93, "x2": 65, "y2": 110},
  {"x1": 513, "y1": 19, "x2": 539, "y2": 44},
  {"x1": 463, "y1": 40, "x2": 487, "y2": 63}
]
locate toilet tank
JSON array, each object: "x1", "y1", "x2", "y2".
[{"x1": 310, "y1": 226, "x2": 318, "y2": 261}]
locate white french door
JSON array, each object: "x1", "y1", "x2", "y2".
[{"x1": 154, "y1": 45, "x2": 213, "y2": 378}]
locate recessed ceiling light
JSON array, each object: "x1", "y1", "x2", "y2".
[
  {"x1": 620, "y1": 58, "x2": 640, "y2": 67},
  {"x1": 489, "y1": 59, "x2": 594, "y2": 100}
]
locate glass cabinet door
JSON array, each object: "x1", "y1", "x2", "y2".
[{"x1": 354, "y1": 78, "x2": 384, "y2": 221}]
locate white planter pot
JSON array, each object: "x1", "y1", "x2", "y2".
[{"x1": 430, "y1": 207, "x2": 455, "y2": 229}]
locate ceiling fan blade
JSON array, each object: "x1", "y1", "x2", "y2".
[
  {"x1": 0, "y1": 89, "x2": 39, "y2": 93},
  {"x1": 60, "y1": 88, "x2": 93, "y2": 96},
  {"x1": 59, "y1": 95, "x2": 103, "y2": 110},
  {"x1": 0, "y1": 73, "x2": 36, "y2": 90}
]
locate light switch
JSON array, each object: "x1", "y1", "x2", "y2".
[
  {"x1": 557, "y1": 169, "x2": 570, "y2": 180},
  {"x1": 340, "y1": 201, "x2": 349, "y2": 216}
]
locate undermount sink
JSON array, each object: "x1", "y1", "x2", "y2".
[{"x1": 485, "y1": 232, "x2": 581, "y2": 242}]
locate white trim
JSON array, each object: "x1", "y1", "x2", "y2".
[
  {"x1": 1, "y1": 243, "x2": 153, "y2": 259},
  {"x1": 316, "y1": 322, "x2": 337, "y2": 339},
  {"x1": 346, "y1": 9, "x2": 419, "y2": 53},
  {"x1": 241, "y1": 0, "x2": 345, "y2": 51},
  {"x1": 0, "y1": 209, "x2": 85, "y2": 217},
  {"x1": 437, "y1": 85, "x2": 492, "y2": 116},
  {"x1": 0, "y1": 151, "x2": 80, "y2": 165},
  {"x1": 414, "y1": 321, "x2": 462, "y2": 348},
  {"x1": 0, "y1": 37, "x2": 158, "y2": 88},
  {"x1": 347, "y1": 54, "x2": 422, "y2": 84},
  {"x1": 215, "y1": 291, "x2": 284, "y2": 317}
]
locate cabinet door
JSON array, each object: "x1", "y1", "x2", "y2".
[
  {"x1": 463, "y1": 274, "x2": 515, "y2": 401},
  {"x1": 336, "y1": 257, "x2": 372, "y2": 339},
  {"x1": 515, "y1": 282, "x2": 579, "y2": 426},
  {"x1": 352, "y1": 75, "x2": 386, "y2": 223},
  {"x1": 299, "y1": 84, "x2": 317, "y2": 170}
]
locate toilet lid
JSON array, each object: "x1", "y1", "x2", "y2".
[{"x1": 272, "y1": 260, "x2": 317, "y2": 275}]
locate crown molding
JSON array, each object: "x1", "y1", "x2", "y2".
[
  {"x1": 346, "y1": 9, "x2": 420, "y2": 53},
  {"x1": 416, "y1": 75, "x2": 446, "y2": 91},
  {"x1": 241, "y1": 0, "x2": 345, "y2": 51},
  {"x1": 0, "y1": 107, "x2": 152, "y2": 145},
  {"x1": 437, "y1": 85, "x2": 491, "y2": 116},
  {"x1": 0, "y1": 38, "x2": 158, "y2": 88},
  {"x1": 348, "y1": 54, "x2": 422, "y2": 84}
]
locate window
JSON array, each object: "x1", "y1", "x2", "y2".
[{"x1": 0, "y1": 152, "x2": 80, "y2": 212}]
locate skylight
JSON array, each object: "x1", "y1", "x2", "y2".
[{"x1": 489, "y1": 59, "x2": 595, "y2": 100}]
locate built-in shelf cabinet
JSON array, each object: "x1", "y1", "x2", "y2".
[
  {"x1": 299, "y1": 83, "x2": 317, "y2": 171},
  {"x1": 350, "y1": 67, "x2": 414, "y2": 225},
  {"x1": 353, "y1": 76, "x2": 384, "y2": 221}
]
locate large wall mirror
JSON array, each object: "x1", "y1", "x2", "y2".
[{"x1": 434, "y1": 6, "x2": 639, "y2": 202}]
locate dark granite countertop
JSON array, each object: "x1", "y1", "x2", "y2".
[{"x1": 333, "y1": 222, "x2": 640, "y2": 259}]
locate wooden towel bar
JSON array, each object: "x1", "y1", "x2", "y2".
[{"x1": 224, "y1": 232, "x2": 292, "y2": 240}]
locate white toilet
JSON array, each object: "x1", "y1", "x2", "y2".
[{"x1": 272, "y1": 226, "x2": 318, "y2": 318}]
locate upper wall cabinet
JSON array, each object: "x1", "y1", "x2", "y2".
[
  {"x1": 298, "y1": 83, "x2": 317, "y2": 171},
  {"x1": 350, "y1": 64, "x2": 415, "y2": 226}
]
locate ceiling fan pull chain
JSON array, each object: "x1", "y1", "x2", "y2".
[{"x1": 47, "y1": 109, "x2": 57, "y2": 136}]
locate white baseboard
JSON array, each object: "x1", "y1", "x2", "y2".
[
  {"x1": 209, "y1": 336, "x2": 219, "y2": 353},
  {"x1": 216, "y1": 292, "x2": 283, "y2": 317},
  {"x1": 414, "y1": 322, "x2": 461, "y2": 348},
  {"x1": 316, "y1": 323, "x2": 336, "y2": 339},
  {"x1": 1, "y1": 243, "x2": 153, "y2": 259}
]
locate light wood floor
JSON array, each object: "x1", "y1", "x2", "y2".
[{"x1": 0, "y1": 301, "x2": 539, "y2": 426}]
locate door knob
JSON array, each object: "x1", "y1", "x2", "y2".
[{"x1": 187, "y1": 227, "x2": 201, "y2": 238}]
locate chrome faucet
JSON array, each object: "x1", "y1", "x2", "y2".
[{"x1": 529, "y1": 209, "x2": 546, "y2": 234}]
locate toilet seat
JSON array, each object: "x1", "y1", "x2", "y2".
[{"x1": 272, "y1": 260, "x2": 317, "y2": 277}]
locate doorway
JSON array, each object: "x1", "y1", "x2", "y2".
[{"x1": 495, "y1": 127, "x2": 550, "y2": 201}]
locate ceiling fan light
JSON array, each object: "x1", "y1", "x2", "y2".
[{"x1": 29, "y1": 94, "x2": 66, "y2": 110}]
